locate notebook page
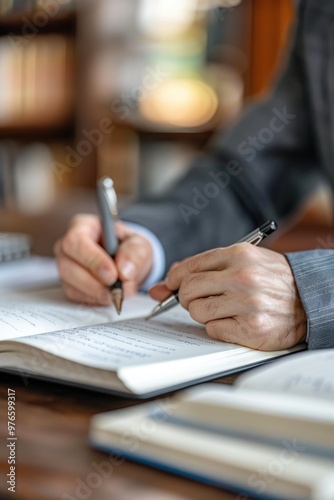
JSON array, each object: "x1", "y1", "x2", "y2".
[
  {"x1": 0, "y1": 288, "x2": 156, "y2": 341},
  {"x1": 236, "y1": 349, "x2": 334, "y2": 402},
  {"x1": 8, "y1": 306, "x2": 238, "y2": 373}
]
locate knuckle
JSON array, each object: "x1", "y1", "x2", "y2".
[
  {"x1": 62, "y1": 231, "x2": 79, "y2": 256},
  {"x1": 245, "y1": 292, "x2": 266, "y2": 312},
  {"x1": 180, "y1": 274, "x2": 198, "y2": 295},
  {"x1": 187, "y1": 254, "x2": 203, "y2": 273},
  {"x1": 128, "y1": 235, "x2": 152, "y2": 259},
  {"x1": 192, "y1": 299, "x2": 219, "y2": 324},
  {"x1": 57, "y1": 259, "x2": 67, "y2": 279},
  {"x1": 230, "y1": 242, "x2": 246, "y2": 257},
  {"x1": 233, "y1": 242, "x2": 258, "y2": 260},
  {"x1": 85, "y1": 253, "x2": 103, "y2": 273},
  {"x1": 227, "y1": 244, "x2": 237, "y2": 257},
  {"x1": 168, "y1": 262, "x2": 180, "y2": 277},
  {"x1": 205, "y1": 321, "x2": 219, "y2": 339},
  {"x1": 234, "y1": 268, "x2": 261, "y2": 288},
  {"x1": 247, "y1": 270, "x2": 262, "y2": 287},
  {"x1": 197, "y1": 248, "x2": 224, "y2": 269},
  {"x1": 210, "y1": 248, "x2": 223, "y2": 258},
  {"x1": 205, "y1": 299, "x2": 220, "y2": 319},
  {"x1": 188, "y1": 301, "x2": 197, "y2": 319},
  {"x1": 62, "y1": 231, "x2": 103, "y2": 274},
  {"x1": 182, "y1": 273, "x2": 197, "y2": 287},
  {"x1": 178, "y1": 278, "x2": 195, "y2": 307},
  {"x1": 247, "y1": 312, "x2": 268, "y2": 334},
  {"x1": 188, "y1": 301, "x2": 202, "y2": 323},
  {"x1": 233, "y1": 268, "x2": 248, "y2": 285}
]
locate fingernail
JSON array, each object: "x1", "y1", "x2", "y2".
[
  {"x1": 98, "y1": 268, "x2": 116, "y2": 286},
  {"x1": 149, "y1": 281, "x2": 165, "y2": 291},
  {"x1": 119, "y1": 261, "x2": 136, "y2": 280}
]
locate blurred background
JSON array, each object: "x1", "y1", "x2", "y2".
[{"x1": 0, "y1": 0, "x2": 332, "y2": 256}]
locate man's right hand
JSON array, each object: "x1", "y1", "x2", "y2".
[{"x1": 54, "y1": 214, "x2": 153, "y2": 306}]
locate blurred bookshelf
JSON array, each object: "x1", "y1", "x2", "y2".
[
  {"x1": 0, "y1": 0, "x2": 88, "y2": 255},
  {"x1": 0, "y1": 0, "x2": 77, "y2": 194},
  {"x1": 0, "y1": 0, "x2": 304, "y2": 255},
  {"x1": 0, "y1": 35, "x2": 74, "y2": 132}
]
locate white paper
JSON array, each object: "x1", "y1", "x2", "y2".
[
  {"x1": 0, "y1": 288, "x2": 157, "y2": 341},
  {"x1": 12, "y1": 305, "x2": 236, "y2": 371},
  {"x1": 236, "y1": 349, "x2": 334, "y2": 402}
]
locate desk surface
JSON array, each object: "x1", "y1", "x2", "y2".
[{"x1": 0, "y1": 372, "x2": 243, "y2": 500}]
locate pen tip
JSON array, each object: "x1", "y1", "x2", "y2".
[
  {"x1": 146, "y1": 304, "x2": 161, "y2": 320},
  {"x1": 111, "y1": 290, "x2": 123, "y2": 315},
  {"x1": 114, "y1": 297, "x2": 123, "y2": 315}
]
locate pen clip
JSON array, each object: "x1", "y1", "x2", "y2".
[
  {"x1": 100, "y1": 177, "x2": 118, "y2": 218},
  {"x1": 237, "y1": 221, "x2": 277, "y2": 245},
  {"x1": 245, "y1": 232, "x2": 265, "y2": 246}
]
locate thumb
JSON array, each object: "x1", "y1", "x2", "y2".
[
  {"x1": 149, "y1": 282, "x2": 170, "y2": 301},
  {"x1": 115, "y1": 234, "x2": 153, "y2": 284}
]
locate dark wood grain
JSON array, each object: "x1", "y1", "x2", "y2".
[{"x1": 0, "y1": 371, "x2": 246, "y2": 500}]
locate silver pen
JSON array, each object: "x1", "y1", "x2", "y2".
[
  {"x1": 97, "y1": 177, "x2": 123, "y2": 315},
  {"x1": 146, "y1": 220, "x2": 277, "y2": 320}
]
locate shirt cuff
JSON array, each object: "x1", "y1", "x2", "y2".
[{"x1": 123, "y1": 222, "x2": 166, "y2": 291}]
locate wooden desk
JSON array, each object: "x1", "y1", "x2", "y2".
[{"x1": 0, "y1": 372, "x2": 242, "y2": 500}]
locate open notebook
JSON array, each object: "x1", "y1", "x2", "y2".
[
  {"x1": 0, "y1": 288, "x2": 304, "y2": 397},
  {"x1": 90, "y1": 350, "x2": 334, "y2": 500}
]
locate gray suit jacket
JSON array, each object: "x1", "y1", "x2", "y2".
[{"x1": 122, "y1": 0, "x2": 334, "y2": 349}]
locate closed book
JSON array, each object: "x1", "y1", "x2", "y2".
[{"x1": 90, "y1": 350, "x2": 334, "y2": 500}]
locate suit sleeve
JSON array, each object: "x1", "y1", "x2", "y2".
[
  {"x1": 121, "y1": 4, "x2": 323, "y2": 271},
  {"x1": 286, "y1": 251, "x2": 334, "y2": 349}
]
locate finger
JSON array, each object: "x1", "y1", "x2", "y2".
[
  {"x1": 115, "y1": 234, "x2": 153, "y2": 283},
  {"x1": 62, "y1": 282, "x2": 112, "y2": 307},
  {"x1": 205, "y1": 318, "x2": 250, "y2": 347},
  {"x1": 68, "y1": 214, "x2": 102, "y2": 241},
  {"x1": 178, "y1": 271, "x2": 232, "y2": 309},
  {"x1": 205, "y1": 317, "x2": 273, "y2": 351},
  {"x1": 123, "y1": 280, "x2": 140, "y2": 298},
  {"x1": 165, "y1": 247, "x2": 235, "y2": 291},
  {"x1": 57, "y1": 251, "x2": 112, "y2": 305},
  {"x1": 61, "y1": 229, "x2": 118, "y2": 286},
  {"x1": 114, "y1": 220, "x2": 135, "y2": 240},
  {"x1": 188, "y1": 295, "x2": 236, "y2": 324},
  {"x1": 149, "y1": 282, "x2": 171, "y2": 301}
]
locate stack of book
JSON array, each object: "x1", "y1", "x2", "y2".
[{"x1": 90, "y1": 350, "x2": 334, "y2": 500}]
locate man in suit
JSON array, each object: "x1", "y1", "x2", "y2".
[{"x1": 54, "y1": 0, "x2": 334, "y2": 350}]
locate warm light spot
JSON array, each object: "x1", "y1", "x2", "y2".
[
  {"x1": 140, "y1": 79, "x2": 218, "y2": 128},
  {"x1": 138, "y1": 0, "x2": 196, "y2": 39}
]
